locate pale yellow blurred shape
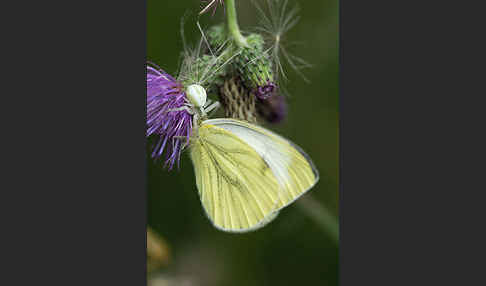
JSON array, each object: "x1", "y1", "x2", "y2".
[{"x1": 147, "y1": 227, "x2": 170, "y2": 273}]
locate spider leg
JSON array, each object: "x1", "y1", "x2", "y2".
[
  {"x1": 173, "y1": 136, "x2": 191, "y2": 149},
  {"x1": 192, "y1": 112, "x2": 200, "y2": 132},
  {"x1": 204, "y1": 101, "x2": 220, "y2": 117},
  {"x1": 168, "y1": 105, "x2": 194, "y2": 114},
  {"x1": 168, "y1": 106, "x2": 189, "y2": 113}
]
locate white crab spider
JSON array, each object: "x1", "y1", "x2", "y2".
[{"x1": 170, "y1": 84, "x2": 220, "y2": 131}]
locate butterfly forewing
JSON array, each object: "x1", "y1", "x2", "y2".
[
  {"x1": 190, "y1": 123, "x2": 282, "y2": 232},
  {"x1": 203, "y1": 118, "x2": 319, "y2": 210}
]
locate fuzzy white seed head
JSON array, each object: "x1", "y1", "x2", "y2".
[{"x1": 186, "y1": 84, "x2": 207, "y2": 108}]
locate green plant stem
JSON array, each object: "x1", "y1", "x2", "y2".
[
  {"x1": 226, "y1": 0, "x2": 247, "y2": 47},
  {"x1": 297, "y1": 195, "x2": 339, "y2": 245}
]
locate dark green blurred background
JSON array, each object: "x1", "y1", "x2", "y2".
[{"x1": 147, "y1": 0, "x2": 338, "y2": 285}]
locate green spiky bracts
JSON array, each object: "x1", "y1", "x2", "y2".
[
  {"x1": 234, "y1": 33, "x2": 276, "y2": 99},
  {"x1": 206, "y1": 24, "x2": 228, "y2": 51},
  {"x1": 201, "y1": 25, "x2": 284, "y2": 124},
  {"x1": 179, "y1": 53, "x2": 226, "y2": 94},
  {"x1": 206, "y1": 25, "x2": 276, "y2": 100}
]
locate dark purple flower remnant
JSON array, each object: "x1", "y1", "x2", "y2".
[
  {"x1": 256, "y1": 94, "x2": 287, "y2": 124},
  {"x1": 256, "y1": 81, "x2": 277, "y2": 100},
  {"x1": 147, "y1": 64, "x2": 192, "y2": 170}
]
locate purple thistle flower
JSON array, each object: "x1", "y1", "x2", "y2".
[
  {"x1": 200, "y1": 0, "x2": 225, "y2": 16},
  {"x1": 147, "y1": 63, "x2": 192, "y2": 170},
  {"x1": 256, "y1": 81, "x2": 277, "y2": 100}
]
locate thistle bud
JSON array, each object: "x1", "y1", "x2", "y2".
[
  {"x1": 206, "y1": 24, "x2": 227, "y2": 51},
  {"x1": 233, "y1": 33, "x2": 276, "y2": 100}
]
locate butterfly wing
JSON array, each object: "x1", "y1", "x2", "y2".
[
  {"x1": 190, "y1": 123, "x2": 282, "y2": 232},
  {"x1": 203, "y1": 118, "x2": 319, "y2": 210}
]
